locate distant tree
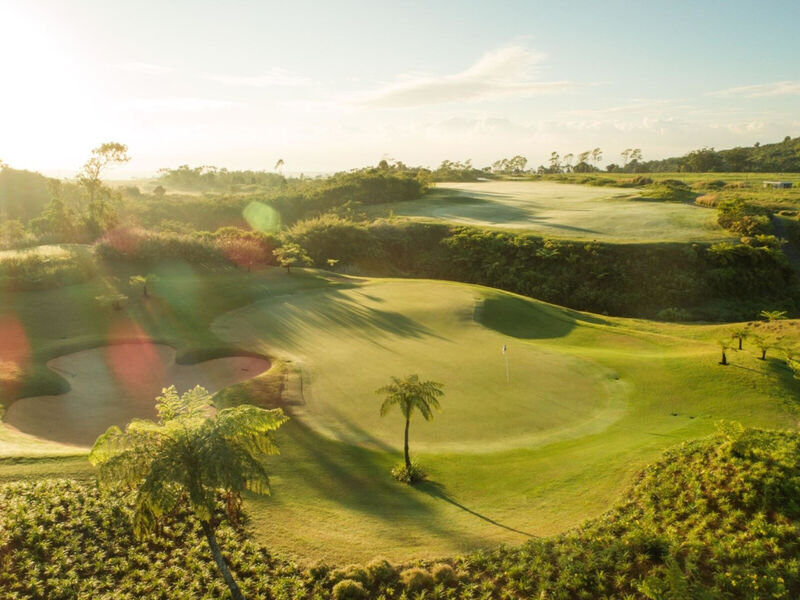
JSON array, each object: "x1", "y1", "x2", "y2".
[
  {"x1": 562, "y1": 153, "x2": 574, "y2": 173},
  {"x1": 129, "y1": 273, "x2": 159, "y2": 297},
  {"x1": 549, "y1": 152, "x2": 561, "y2": 173},
  {"x1": 273, "y1": 243, "x2": 311, "y2": 273},
  {"x1": 326, "y1": 258, "x2": 340, "y2": 270},
  {"x1": 621, "y1": 148, "x2": 632, "y2": 167},
  {"x1": 760, "y1": 310, "x2": 787, "y2": 322},
  {"x1": 78, "y1": 142, "x2": 130, "y2": 235},
  {"x1": 89, "y1": 385, "x2": 288, "y2": 600},
  {"x1": 717, "y1": 339, "x2": 731, "y2": 365},
  {"x1": 685, "y1": 147, "x2": 721, "y2": 172},
  {"x1": 152, "y1": 185, "x2": 166, "y2": 197},
  {"x1": 591, "y1": 147, "x2": 603, "y2": 168},
  {"x1": 0, "y1": 159, "x2": 7, "y2": 170},
  {"x1": 377, "y1": 374, "x2": 443, "y2": 480},
  {"x1": 274, "y1": 158, "x2": 285, "y2": 172}
]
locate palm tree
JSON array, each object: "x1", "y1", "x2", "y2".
[
  {"x1": 89, "y1": 385, "x2": 288, "y2": 600},
  {"x1": 731, "y1": 326, "x2": 749, "y2": 350},
  {"x1": 717, "y1": 339, "x2": 731, "y2": 365},
  {"x1": 377, "y1": 374, "x2": 443, "y2": 472}
]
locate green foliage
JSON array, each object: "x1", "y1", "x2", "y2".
[
  {"x1": 89, "y1": 385, "x2": 288, "y2": 531},
  {"x1": 273, "y1": 242, "x2": 311, "y2": 272},
  {"x1": 717, "y1": 198, "x2": 772, "y2": 235},
  {"x1": 0, "y1": 167, "x2": 52, "y2": 221},
  {"x1": 632, "y1": 136, "x2": 800, "y2": 172},
  {"x1": 2, "y1": 429, "x2": 799, "y2": 598},
  {"x1": 399, "y1": 567, "x2": 434, "y2": 593},
  {"x1": 390, "y1": 460, "x2": 427, "y2": 484},
  {"x1": 95, "y1": 227, "x2": 229, "y2": 265},
  {"x1": 431, "y1": 563, "x2": 457, "y2": 586},
  {"x1": 641, "y1": 180, "x2": 696, "y2": 202},
  {"x1": 0, "y1": 246, "x2": 97, "y2": 291},
  {"x1": 332, "y1": 579, "x2": 369, "y2": 600}
]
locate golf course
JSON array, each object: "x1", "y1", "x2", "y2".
[
  {"x1": 2, "y1": 259, "x2": 796, "y2": 563},
  {"x1": 369, "y1": 181, "x2": 734, "y2": 242}
]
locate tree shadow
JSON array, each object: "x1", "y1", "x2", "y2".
[
  {"x1": 416, "y1": 479, "x2": 535, "y2": 538},
  {"x1": 228, "y1": 287, "x2": 447, "y2": 349}
]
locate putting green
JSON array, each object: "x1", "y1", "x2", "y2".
[
  {"x1": 212, "y1": 280, "x2": 626, "y2": 452},
  {"x1": 370, "y1": 181, "x2": 732, "y2": 242},
  {"x1": 3, "y1": 343, "x2": 268, "y2": 447}
]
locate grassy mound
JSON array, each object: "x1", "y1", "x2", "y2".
[{"x1": 1, "y1": 428, "x2": 797, "y2": 599}]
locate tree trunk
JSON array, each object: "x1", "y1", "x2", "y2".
[
  {"x1": 404, "y1": 417, "x2": 411, "y2": 470},
  {"x1": 720, "y1": 350, "x2": 727, "y2": 365},
  {"x1": 738, "y1": 337, "x2": 742, "y2": 350},
  {"x1": 286, "y1": 266, "x2": 291, "y2": 274},
  {"x1": 143, "y1": 283, "x2": 149, "y2": 297},
  {"x1": 201, "y1": 520, "x2": 245, "y2": 600},
  {"x1": 761, "y1": 349, "x2": 766, "y2": 360}
]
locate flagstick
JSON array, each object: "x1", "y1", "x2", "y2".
[{"x1": 505, "y1": 354, "x2": 510, "y2": 384}]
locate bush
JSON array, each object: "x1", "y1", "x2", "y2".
[
  {"x1": 431, "y1": 563, "x2": 457, "y2": 586},
  {"x1": 0, "y1": 247, "x2": 97, "y2": 290},
  {"x1": 95, "y1": 227, "x2": 228, "y2": 265},
  {"x1": 331, "y1": 579, "x2": 368, "y2": 600},
  {"x1": 399, "y1": 567, "x2": 434, "y2": 593},
  {"x1": 694, "y1": 193, "x2": 719, "y2": 207},
  {"x1": 329, "y1": 565, "x2": 369, "y2": 586},
  {"x1": 391, "y1": 461, "x2": 426, "y2": 484},
  {"x1": 365, "y1": 558, "x2": 397, "y2": 587}
]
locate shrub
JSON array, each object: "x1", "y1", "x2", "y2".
[
  {"x1": 329, "y1": 565, "x2": 369, "y2": 586},
  {"x1": 0, "y1": 247, "x2": 97, "y2": 290},
  {"x1": 399, "y1": 567, "x2": 434, "y2": 593},
  {"x1": 694, "y1": 193, "x2": 719, "y2": 207},
  {"x1": 331, "y1": 579, "x2": 368, "y2": 600},
  {"x1": 431, "y1": 563, "x2": 457, "y2": 586},
  {"x1": 365, "y1": 558, "x2": 397, "y2": 587},
  {"x1": 391, "y1": 461, "x2": 426, "y2": 484}
]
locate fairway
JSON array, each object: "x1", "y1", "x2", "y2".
[
  {"x1": 372, "y1": 181, "x2": 732, "y2": 242},
  {"x1": 1, "y1": 267, "x2": 797, "y2": 562}
]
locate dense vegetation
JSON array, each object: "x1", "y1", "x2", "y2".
[
  {"x1": 1, "y1": 427, "x2": 797, "y2": 599},
  {"x1": 282, "y1": 216, "x2": 797, "y2": 319},
  {"x1": 635, "y1": 136, "x2": 800, "y2": 173}
]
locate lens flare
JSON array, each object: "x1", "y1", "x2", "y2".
[
  {"x1": 105, "y1": 321, "x2": 165, "y2": 395},
  {"x1": 243, "y1": 201, "x2": 281, "y2": 232}
]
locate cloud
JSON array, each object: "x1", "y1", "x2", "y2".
[
  {"x1": 352, "y1": 44, "x2": 573, "y2": 108},
  {"x1": 117, "y1": 62, "x2": 172, "y2": 76},
  {"x1": 120, "y1": 97, "x2": 242, "y2": 112},
  {"x1": 708, "y1": 80, "x2": 800, "y2": 98},
  {"x1": 203, "y1": 68, "x2": 313, "y2": 88}
]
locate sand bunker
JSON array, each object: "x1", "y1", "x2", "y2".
[{"x1": 3, "y1": 343, "x2": 269, "y2": 447}]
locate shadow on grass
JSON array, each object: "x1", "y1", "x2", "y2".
[
  {"x1": 259, "y1": 420, "x2": 489, "y2": 548},
  {"x1": 227, "y1": 287, "x2": 446, "y2": 348},
  {"x1": 416, "y1": 479, "x2": 535, "y2": 538}
]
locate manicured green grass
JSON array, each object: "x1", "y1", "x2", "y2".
[
  {"x1": 0, "y1": 262, "x2": 797, "y2": 563},
  {"x1": 367, "y1": 181, "x2": 733, "y2": 242}
]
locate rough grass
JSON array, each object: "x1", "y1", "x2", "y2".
[
  {"x1": 366, "y1": 181, "x2": 733, "y2": 242},
  {"x1": 0, "y1": 263, "x2": 797, "y2": 562}
]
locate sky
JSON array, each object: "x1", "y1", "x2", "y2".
[{"x1": 1, "y1": 0, "x2": 799, "y2": 177}]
